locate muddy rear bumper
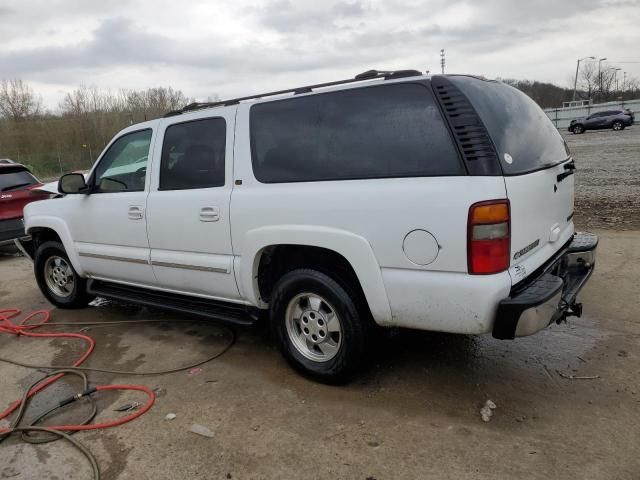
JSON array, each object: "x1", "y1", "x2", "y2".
[{"x1": 493, "y1": 232, "x2": 598, "y2": 340}]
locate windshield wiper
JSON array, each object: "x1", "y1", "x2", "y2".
[{"x1": 1, "y1": 182, "x2": 32, "y2": 192}]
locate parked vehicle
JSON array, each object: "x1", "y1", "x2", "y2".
[
  {"x1": 569, "y1": 108, "x2": 634, "y2": 134},
  {"x1": 19, "y1": 70, "x2": 598, "y2": 382},
  {"x1": 0, "y1": 158, "x2": 16, "y2": 165},
  {"x1": 0, "y1": 163, "x2": 51, "y2": 248}
]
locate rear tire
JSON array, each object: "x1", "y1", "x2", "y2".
[
  {"x1": 572, "y1": 124, "x2": 585, "y2": 134},
  {"x1": 270, "y1": 269, "x2": 369, "y2": 383},
  {"x1": 612, "y1": 120, "x2": 624, "y2": 131},
  {"x1": 34, "y1": 241, "x2": 92, "y2": 308}
]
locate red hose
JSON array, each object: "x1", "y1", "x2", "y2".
[{"x1": 0, "y1": 309, "x2": 155, "y2": 434}]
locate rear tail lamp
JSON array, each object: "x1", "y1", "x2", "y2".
[{"x1": 467, "y1": 200, "x2": 510, "y2": 274}]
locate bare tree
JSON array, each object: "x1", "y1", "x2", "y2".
[
  {"x1": 0, "y1": 79, "x2": 42, "y2": 120},
  {"x1": 577, "y1": 62, "x2": 598, "y2": 100}
]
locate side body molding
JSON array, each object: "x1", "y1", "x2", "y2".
[{"x1": 237, "y1": 225, "x2": 393, "y2": 325}]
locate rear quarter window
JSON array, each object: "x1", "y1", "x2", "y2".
[
  {"x1": 449, "y1": 76, "x2": 569, "y2": 175},
  {"x1": 250, "y1": 82, "x2": 463, "y2": 183}
]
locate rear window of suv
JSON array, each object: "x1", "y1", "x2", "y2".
[
  {"x1": 250, "y1": 83, "x2": 463, "y2": 183},
  {"x1": 0, "y1": 168, "x2": 38, "y2": 192},
  {"x1": 448, "y1": 76, "x2": 569, "y2": 175}
]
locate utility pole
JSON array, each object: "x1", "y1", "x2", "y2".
[
  {"x1": 440, "y1": 49, "x2": 445, "y2": 74},
  {"x1": 573, "y1": 56, "x2": 595, "y2": 101}
]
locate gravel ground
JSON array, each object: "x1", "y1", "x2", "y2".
[{"x1": 566, "y1": 126, "x2": 640, "y2": 230}]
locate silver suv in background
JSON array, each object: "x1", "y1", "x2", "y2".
[{"x1": 569, "y1": 108, "x2": 634, "y2": 134}]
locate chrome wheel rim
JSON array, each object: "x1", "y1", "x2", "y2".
[
  {"x1": 44, "y1": 256, "x2": 75, "y2": 298},
  {"x1": 613, "y1": 122, "x2": 621, "y2": 130},
  {"x1": 285, "y1": 293, "x2": 342, "y2": 362}
]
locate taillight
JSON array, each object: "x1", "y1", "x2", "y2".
[{"x1": 467, "y1": 200, "x2": 510, "y2": 274}]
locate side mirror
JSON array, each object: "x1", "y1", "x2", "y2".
[{"x1": 58, "y1": 173, "x2": 88, "y2": 194}]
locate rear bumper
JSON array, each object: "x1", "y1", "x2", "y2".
[
  {"x1": 493, "y1": 232, "x2": 598, "y2": 339},
  {"x1": 0, "y1": 218, "x2": 26, "y2": 246}
]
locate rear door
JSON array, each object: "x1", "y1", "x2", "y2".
[
  {"x1": 146, "y1": 109, "x2": 240, "y2": 300},
  {"x1": 449, "y1": 76, "x2": 575, "y2": 285}
]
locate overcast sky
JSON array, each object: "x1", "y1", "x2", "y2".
[{"x1": 1, "y1": 0, "x2": 639, "y2": 109}]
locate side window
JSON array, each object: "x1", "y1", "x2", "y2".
[
  {"x1": 160, "y1": 117, "x2": 226, "y2": 190},
  {"x1": 250, "y1": 83, "x2": 463, "y2": 183},
  {"x1": 94, "y1": 129, "x2": 152, "y2": 193}
]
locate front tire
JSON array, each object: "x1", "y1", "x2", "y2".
[
  {"x1": 270, "y1": 269, "x2": 369, "y2": 383},
  {"x1": 34, "y1": 241, "x2": 92, "y2": 308},
  {"x1": 612, "y1": 120, "x2": 624, "y2": 131},
  {"x1": 572, "y1": 124, "x2": 585, "y2": 134}
]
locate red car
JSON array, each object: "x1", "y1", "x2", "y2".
[{"x1": 0, "y1": 163, "x2": 51, "y2": 247}]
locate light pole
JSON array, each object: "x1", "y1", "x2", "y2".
[
  {"x1": 623, "y1": 71, "x2": 627, "y2": 95},
  {"x1": 573, "y1": 56, "x2": 596, "y2": 101},
  {"x1": 598, "y1": 57, "x2": 607, "y2": 97},
  {"x1": 612, "y1": 67, "x2": 622, "y2": 94}
]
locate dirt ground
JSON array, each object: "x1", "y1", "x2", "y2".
[{"x1": 1, "y1": 127, "x2": 640, "y2": 480}]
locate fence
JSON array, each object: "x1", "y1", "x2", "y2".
[{"x1": 544, "y1": 99, "x2": 640, "y2": 129}]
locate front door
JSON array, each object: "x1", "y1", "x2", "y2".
[
  {"x1": 146, "y1": 111, "x2": 240, "y2": 300},
  {"x1": 70, "y1": 126, "x2": 156, "y2": 285}
]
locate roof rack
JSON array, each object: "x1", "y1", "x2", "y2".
[{"x1": 163, "y1": 69, "x2": 423, "y2": 117}]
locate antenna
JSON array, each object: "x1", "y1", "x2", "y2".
[{"x1": 440, "y1": 49, "x2": 446, "y2": 74}]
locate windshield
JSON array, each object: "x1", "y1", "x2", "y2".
[
  {"x1": 449, "y1": 76, "x2": 569, "y2": 175},
  {"x1": 0, "y1": 169, "x2": 38, "y2": 192}
]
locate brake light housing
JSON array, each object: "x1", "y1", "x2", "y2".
[{"x1": 467, "y1": 200, "x2": 510, "y2": 275}]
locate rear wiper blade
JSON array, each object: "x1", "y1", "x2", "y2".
[
  {"x1": 557, "y1": 160, "x2": 576, "y2": 182},
  {"x1": 1, "y1": 182, "x2": 32, "y2": 192},
  {"x1": 557, "y1": 170, "x2": 575, "y2": 182}
]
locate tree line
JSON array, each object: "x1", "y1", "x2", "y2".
[
  {"x1": 0, "y1": 80, "x2": 193, "y2": 178},
  {"x1": 1, "y1": 72, "x2": 639, "y2": 179}
]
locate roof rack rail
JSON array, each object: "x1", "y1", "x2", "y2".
[{"x1": 163, "y1": 69, "x2": 424, "y2": 117}]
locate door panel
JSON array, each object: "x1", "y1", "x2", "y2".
[
  {"x1": 147, "y1": 188, "x2": 239, "y2": 299},
  {"x1": 70, "y1": 126, "x2": 156, "y2": 284},
  {"x1": 146, "y1": 111, "x2": 240, "y2": 300}
]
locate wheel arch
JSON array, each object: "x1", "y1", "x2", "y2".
[
  {"x1": 237, "y1": 225, "x2": 393, "y2": 325},
  {"x1": 26, "y1": 217, "x2": 85, "y2": 276}
]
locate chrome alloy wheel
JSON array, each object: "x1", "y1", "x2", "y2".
[
  {"x1": 285, "y1": 293, "x2": 342, "y2": 362},
  {"x1": 44, "y1": 256, "x2": 75, "y2": 298}
]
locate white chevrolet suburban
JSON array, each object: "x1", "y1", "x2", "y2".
[{"x1": 20, "y1": 70, "x2": 598, "y2": 382}]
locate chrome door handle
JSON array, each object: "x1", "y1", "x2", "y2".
[
  {"x1": 199, "y1": 206, "x2": 220, "y2": 222},
  {"x1": 128, "y1": 206, "x2": 144, "y2": 220}
]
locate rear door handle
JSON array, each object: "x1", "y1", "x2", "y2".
[
  {"x1": 128, "y1": 205, "x2": 144, "y2": 220},
  {"x1": 199, "y1": 206, "x2": 220, "y2": 222}
]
